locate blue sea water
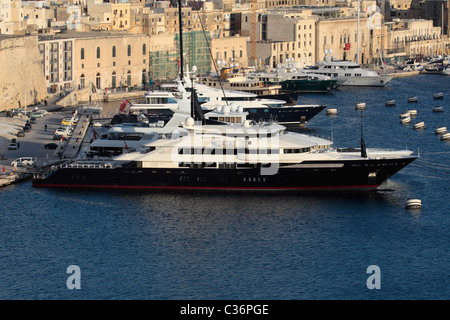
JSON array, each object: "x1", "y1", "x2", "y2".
[{"x1": 0, "y1": 74, "x2": 448, "y2": 300}]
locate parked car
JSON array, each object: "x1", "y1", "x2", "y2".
[
  {"x1": 8, "y1": 143, "x2": 18, "y2": 150},
  {"x1": 11, "y1": 157, "x2": 36, "y2": 167},
  {"x1": 61, "y1": 118, "x2": 72, "y2": 126},
  {"x1": 44, "y1": 143, "x2": 59, "y2": 150},
  {"x1": 54, "y1": 128, "x2": 66, "y2": 135},
  {"x1": 31, "y1": 111, "x2": 44, "y2": 118},
  {"x1": 16, "y1": 131, "x2": 25, "y2": 137},
  {"x1": 53, "y1": 134, "x2": 63, "y2": 140},
  {"x1": 30, "y1": 117, "x2": 37, "y2": 124}
]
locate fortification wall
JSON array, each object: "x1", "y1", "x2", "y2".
[{"x1": 0, "y1": 36, "x2": 47, "y2": 110}]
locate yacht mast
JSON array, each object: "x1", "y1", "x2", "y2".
[
  {"x1": 442, "y1": 3, "x2": 444, "y2": 56},
  {"x1": 178, "y1": 0, "x2": 184, "y2": 80},
  {"x1": 357, "y1": 0, "x2": 360, "y2": 64}
]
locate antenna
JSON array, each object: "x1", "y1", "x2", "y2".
[
  {"x1": 331, "y1": 119, "x2": 334, "y2": 145},
  {"x1": 360, "y1": 110, "x2": 367, "y2": 158}
]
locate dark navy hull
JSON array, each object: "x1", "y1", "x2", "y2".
[
  {"x1": 243, "y1": 105, "x2": 326, "y2": 125},
  {"x1": 256, "y1": 92, "x2": 300, "y2": 105},
  {"x1": 33, "y1": 157, "x2": 416, "y2": 191},
  {"x1": 110, "y1": 101, "x2": 324, "y2": 126},
  {"x1": 278, "y1": 79, "x2": 338, "y2": 93}
]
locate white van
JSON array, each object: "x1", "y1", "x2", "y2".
[{"x1": 11, "y1": 157, "x2": 37, "y2": 167}]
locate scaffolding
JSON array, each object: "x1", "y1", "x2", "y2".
[{"x1": 149, "y1": 31, "x2": 211, "y2": 81}]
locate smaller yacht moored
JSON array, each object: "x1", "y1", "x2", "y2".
[{"x1": 385, "y1": 100, "x2": 396, "y2": 106}]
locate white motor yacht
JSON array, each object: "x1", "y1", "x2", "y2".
[{"x1": 303, "y1": 53, "x2": 393, "y2": 87}]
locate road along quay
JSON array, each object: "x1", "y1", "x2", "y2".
[{"x1": 0, "y1": 107, "x2": 93, "y2": 188}]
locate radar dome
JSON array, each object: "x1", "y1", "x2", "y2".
[
  {"x1": 222, "y1": 105, "x2": 231, "y2": 114},
  {"x1": 185, "y1": 116, "x2": 195, "y2": 127}
]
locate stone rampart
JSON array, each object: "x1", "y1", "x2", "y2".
[{"x1": 0, "y1": 36, "x2": 47, "y2": 111}]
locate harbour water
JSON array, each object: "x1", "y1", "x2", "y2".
[{"x1": 0, "y1": 75, "x2": 448, "y2": 300}]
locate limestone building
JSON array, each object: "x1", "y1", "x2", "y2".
[
  {"x1": 384, "y1": 18, "x2": 446, "y2": 61},
  {"x1": 0, "y1": 0, "x2": 25, "y2": 34},
  {"x1": 241, "y1": 8, "x2": 317, "y2": 68},
  {"x1": 316, "y1": 16, "x2": 371, "y2": 64},
  {"x1": 38, "y1": 32, "x2": 150, "y2": 94}
]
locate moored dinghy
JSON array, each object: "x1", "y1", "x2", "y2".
[
  {"x1": 408, "y1": 96, "x2": 418, "y2": 103},
  {"x1": 432, "y1": 106, "x2": 444, "y2": 112},
  {"x1": 433, "y1": 93, "x2": 444, "y2": 99},
  {"x1": 326, "y1": 108, "x2": 338, "y2": 115},
  {"x1": 399, "y1": 111, "x2": 411, "y2": 124},
  {"x1": 441, "y1": 132, "x2": 450, "y2": 140},
  {"x1": 408, "y1": 110, "x2": 417, "y2": 117},
  {"x1": 355, "y1": 102, "x2": 366, "y2": 110},
  {"x1": 414, "y1": 121, "x2": 425, "y2": 129},
  {"x1": 405, "y1": 199, "x2": 422, "y2": 209},
  {"x1": 435, "y1": 127, "x2": 447, "y2": 135},
  {"x1": 385, "y1": 100, "x2": 395, "y2": 106}
]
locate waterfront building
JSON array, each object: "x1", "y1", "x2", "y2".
[
  {"x1": 316, "y1": 16, "x2": 372, "y2": 64},
  {"x1": 410, "y1": 0, "x2": 448, "y2": 35},
  {"x1": 383, "y1": 19, "x2": 448, "y2": 62},
  {"x1": 38, "y1": 32, "x2": 150, "y2": 94},
  {"x1": 241, "y1": 8, "x2": 317, "y2": 68}
]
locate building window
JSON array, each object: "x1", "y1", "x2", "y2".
[
  {"x1": 112, "y1": 46, "x2": 116, "y2": 58},
  {"x1": 96, "y1": 47, "x2": 100, "y2": 59},
  {"x1": 96, "y1": 73, "x2": 101, "y2": 89},
  {"x1": 142, "y1": 69, "x2": 147, "y2": 85},
  {"x1": 127, "y1": 70, "x2": 131, "y2": 86},
  {"x1": 112, "y1": 72, "x2": 116, "y2": 88},
  {"x1": 81, "y1": 48, "x2": 84, "y2": 60},
  {"x1": 142, "y1": 44, "x2": 146, "y2": 55},
  {"x1": 127, "y1": 45, "x2": 131, "y2": 57},
  {"x1": 80, "y1": 74, "x2": 85, "y2": 89}
]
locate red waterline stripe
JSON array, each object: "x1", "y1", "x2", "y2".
[{"x1": 33, "y1": 184, "x2": 380, "y2": 190}]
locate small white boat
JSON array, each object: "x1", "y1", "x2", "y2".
[
  {"x1": 433, "y1": 93, "x2": 444, "y2": 99},
  {"x1": 408, "y1": 96, "x2": 418, "y2": 103},
  {"x1": 399, "y1": 111, "x2": 410, "y2": 119},
  {"x1": 408, "y1": 110, "x2": 418, "y2": 117},
  {"x1": 355, "y1": 102, "x2": 366, "y2": 110},
  {"x1": 414, "y1": 121, "x2": 425, "y2": 129},
  {"x1": 405, "y1": 199, "x2": 422, "y2": 209},
  {"x1": 399, "y1": 111, "x2": 411, "y2": 124},
  {"x1": 432, "y1": 106, "x2": 444, "y2": 112},
  {"x1": 326, "y1": 108, "x2": 338, "y2": 115},
  {"x1": 435, "y1": 127, "x2": 447, "y2": 135},
  {"x1": 385, "y1": 100, "x2": 396, "y2": 106},
  {"x1": 400, "y1": 117, "x2": 411, "y2": 124},
  {"x1": 441, "y1": 133, "x2": 450, "y2": 140}
]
